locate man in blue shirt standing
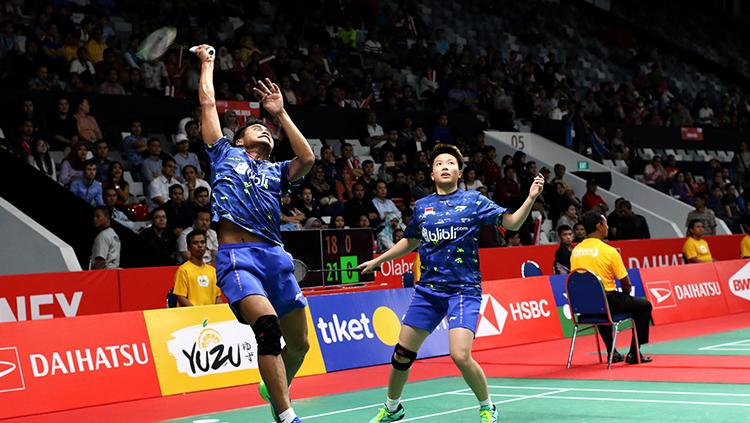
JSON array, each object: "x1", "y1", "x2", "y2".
[
  {"x1": 360, "y1": 144, "x2": 544, "y2": 423},
  {"x1": 192, "y1": 44, "x2": 315, "y2": 423}
]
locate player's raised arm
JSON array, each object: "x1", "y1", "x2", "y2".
[
  {"x1": 193, "y1": 44, "x2": 223, "y2": 144},
  {"x1": 502, "y1": 174, "x2": 545, "y2": 230},
  {"x1": 255, "y1": 78, "x2": 315, "y2": 181}
]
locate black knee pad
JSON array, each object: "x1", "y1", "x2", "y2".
[
  {"x1": 391, "y1": 343, "x2": 417, "y2": 371},
  {"x1": 253, "y1": 315, "x2": 282, "y2": 356}
]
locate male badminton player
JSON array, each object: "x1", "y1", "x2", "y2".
[
  {"x1": 192, "y1": 44, "x2": 315, "y2": 423},
  {"x1": 359, "y1": 144, "x2": 544, "y2": 423}
]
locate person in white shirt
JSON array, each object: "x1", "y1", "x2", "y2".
[
  {"x1": 371, "y1": 180, "x2": 401, "y2": 221},
  {"x1": 90, "y1": 206, "x2": 120, "y2": 269},
  {"x1": 182, "y1": 164, "x2": 210, "y2": 202},
  {"x1": 69, "y1": 47, "x2": 96, "y2": 84},
  {"x1": 366, "y1": 111, "x2": 387, "y2": 147},
  {"x1": 148, "y1": 158, "x2": 186, "y2": 209},
  {"x1": 459, "y1": 167, "x2": 485, "y2": 191},
  {"x1": 173, "y1": 134, "x2": 202, "y2": 179},
  {"x1": 176, "y1": 209, "x2": 218, "y2": 264}
]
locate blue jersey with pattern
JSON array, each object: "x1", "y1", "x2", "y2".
[
  {"x1": 404, "y1": 189, "x2": 508, "y2": 292},
  {"x1": 205, "y1": 137, "x2": 290, "y2": 245}
]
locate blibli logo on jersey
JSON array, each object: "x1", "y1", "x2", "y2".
[{"x1": 421, "y1": 226, "x2": 469, "y2": 242}]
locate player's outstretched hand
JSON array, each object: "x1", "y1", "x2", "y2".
[
  {"x1": 529, "y1": 174, "x2": 545, "y2": 199},
  {"x1": 254, "y1": 78, "x2": 284, "y2": 115},
  {"x1": 357, "y1": 260, "x2": 379, "y2": 274}
]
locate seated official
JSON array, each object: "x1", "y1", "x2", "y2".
[
  {"x1": 172, "y1": 230, "x2": 222, "y2": 307},
  {"x1": 683, "y1": 219, "x2": 713, "y2": 263},
  {"x1": 571, "y1": 211, "x2": 653, "y2": 364},
  {"x1": 742, "y1": 218, "x2": 750, "y2": 259}
]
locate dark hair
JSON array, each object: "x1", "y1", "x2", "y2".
[
  {"x1": 362, "y1": 159, "x2": 374, "y2": 167},
  {"x1": 147, "y1": 137, "x2": 161, "y2": 146},
  {"x1": 187, "y1": 229, "x2": 207, "y2": 245},
  {"x1": 432, "y1": 144, "x2": 464, "y2": 169},
  {"x1": 233, "y1": 117, "x2": 266, "y2": 143},
  {"x1": 83, "y1": 159, "x2": 97, "y2": 168},
  {"x1": 168, "y1": 184, "x2": 184, "y2": 195},
  {"x1": 194, "y1": 186, "x2": 209, "y2": 197},
  {"x1": 621, "y1": 200, "x2": 632, "y2": 211},
  {"x1": 582, "y1": 211, "x2": 605, "y2": 235},
  {"x1": 557, "y1": 225, "x2": 572, "y2": 236},
  {"x1": 194, "y1": 207, "x2": 211, "y2": 218},
  {"x1": 151, "y1": 206, "x2": 166, "y2": 219},
  {"x1": 184, "y1": 120, "x2": 199, "y2": 132},
  {"x1": 162, "y1": 157, "x2": 176, "y2": 167},
  {"x1": 688, "y1": 219, "x2": 703, "y2": 230},
  {"x1": 93, "y1": 205, "x2": 111, "y2": 219},
  {"x1": 182, "y1": 164, "x2": 197, "y2": 175}
]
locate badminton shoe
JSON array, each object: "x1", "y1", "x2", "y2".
[
  {"x1": 259, "y1": 381, "x2": 282, "y2": 423},
  {"x1": 480, "y1": 404, "x2": 499, "y2": 423},
  {"x1": 370, "y1": 403, "x2": 406, "y2": 422}
]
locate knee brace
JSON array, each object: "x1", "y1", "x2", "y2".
[
  {"x1": 253, "y1": 315, "x2": 282, "y2": 356},
  {"x1": 391, "y1": 343, "x2": 417, "y2": 371}
]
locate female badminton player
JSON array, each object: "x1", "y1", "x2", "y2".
[
  {"x1": 192, "y1": 44, "x2": 315, "y2": 423},
  {"x1": 359, "y1": 144, "x2": 544, "y2": 423}
]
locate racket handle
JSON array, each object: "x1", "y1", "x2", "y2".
[{"x1": 189, "y1": 46, "x2": 215, "y2": 58}]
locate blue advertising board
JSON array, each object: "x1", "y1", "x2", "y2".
[{"x1": 307, "y1": 288, "x2": 450, "y2": 372}]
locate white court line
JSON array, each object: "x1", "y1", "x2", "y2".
[
  {"x1": 699, "y1": 338, "x2": 750, "y2": 350},
  {"x1": 458, "y1": 391, "x2": 750, "y2": 407},
  {"x1": 397, "y1": 389, "x2": 570, "y2": 422},
  {"x1": 295, "y1": 384, "x2": 750, "y2": 422},
  {"x1": 298, "y1": 388, "x2": 469, "y2": 421},
  {"x1": 488, "y1": 385, "x2": 750, "y2": 397},
  {"x1": 536, "y1": 395, "x2": 750, "y2": 407}
]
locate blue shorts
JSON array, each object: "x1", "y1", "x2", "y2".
[
  {"x1": 402, "y1": 284, "x2": 482, "y2": 334},
  {"x1": 215, "y1": 241, "x2": 307, "y2": 324}
]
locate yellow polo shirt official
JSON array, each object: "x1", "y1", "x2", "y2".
[
  {"x1": 683, "y1": 237, "x2": 712, "y2": 262},
  {"x1": 570, "y1": 238, "x2": 628, "y2": 292},
  {"x1": 742, "y1": 235, "x2": 750, "y2": 258},
  {"x1": 173, "y1": 261, "x2": 221, "y2": 306}
]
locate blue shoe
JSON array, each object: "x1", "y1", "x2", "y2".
[
  {"x1": 291, "y1": 417, "x2": 304, "y2": 423},
  {"x1": 259, "y1": 381, "x2": 281, "y2": 423}
]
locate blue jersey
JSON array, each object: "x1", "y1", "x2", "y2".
[
  {"x1": 404, "y1": 189, "x2": 508, "y2": 291},
  {"x1": 206, "y1": 137, "x2": 290, "y2": 245}
]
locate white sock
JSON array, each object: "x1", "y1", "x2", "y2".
[
  {"x1": 479, "y1": 398, "x2": 493, "y2": 408},
  {"x1": 386, "y1": 397, "x2": 401, "y2": 412},
  {"x1": 279, "y1": 407, "x2": 297, "y2": 423}
]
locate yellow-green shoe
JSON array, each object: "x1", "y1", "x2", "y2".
[
  {"x1": 479, "y1": 404, "x2": 498, "y2": 423},
  {"x1": 369, "y1": 403, "x2": 405, "y2": 422},
  {"x1": 258, "y1": 381, "x2": 281, "y2": 423}
]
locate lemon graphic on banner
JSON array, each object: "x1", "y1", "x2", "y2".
[{"x1": 372, "y1": 306, "x2": 401, "y2": 346}]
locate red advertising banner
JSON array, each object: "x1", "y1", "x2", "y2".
[
  {"x1": 0, "y1": 270, "x2": 120, "y2": 323},
  {"x1": 0, "y1": 311, "x2": 160, "y2": 419},
  {"x1": 712, "y1": 259, "x2": 750, "y2": 314},
  {"x1": 472, "y1": 276, "x2": 563, "y2": 351},
  {"x1": 615, "y1": 235, "x2": 742, "y2": 269},
  {"x1": 372, "y1": 236, "x2": 742, "y2": 286},
  {"x1": 119, "y1": 266, "x2": 179, "y2": 312},
  {"x1": 640, "y1": 263, "x2": 728, "y2": 324},
  {"x1": 215, "y1": 100, "x2": 260, "y2": 125}
]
